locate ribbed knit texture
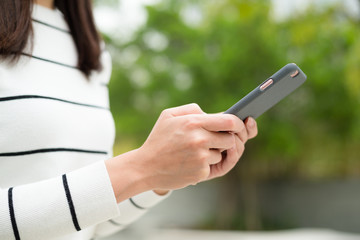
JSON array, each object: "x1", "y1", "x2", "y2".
[{"x1": 0, "y1": 4, "x2": 169, "y2": 240}]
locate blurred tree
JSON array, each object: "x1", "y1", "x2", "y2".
[{"x1": 103, "y1": 0, "x2": 360, "y2": 231}]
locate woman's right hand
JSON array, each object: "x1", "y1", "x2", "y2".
[
  {"x1": 106, "y1": 103, "x2": 256, "y2": 202},
  {"x1": 138, "y1": 103, "x2": 241, "y2": 189}
]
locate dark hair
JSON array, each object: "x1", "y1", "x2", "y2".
[{"x1": 0, "y1": 0, "x2": 102, "y2": 77}]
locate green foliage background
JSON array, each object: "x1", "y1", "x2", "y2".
[{"x1": 100, "y1": 0, "x2": 360, "y2": 231}]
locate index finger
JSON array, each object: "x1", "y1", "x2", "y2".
[{"x1": 197, "y1": 113, "x2": 245, "y2": 133}]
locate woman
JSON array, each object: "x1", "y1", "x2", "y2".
[{"x1": 0, "y1": 0, "x2": 258, "y2": 239}]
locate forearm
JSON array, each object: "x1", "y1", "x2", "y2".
[
  {"x1": 93, "y1": 190, "x2": 171, "y2": 238},
  {"x1": 0, "y1": 161, "x2": 119, "y2": 240},
  {"x1": 105, "y1": 149, "x2": 153, "y2": 203},
  {"x1": 0, "y1": 149, "x2": 170, "y2": 240}
]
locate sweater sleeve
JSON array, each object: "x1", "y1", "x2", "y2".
[
  {"x1": 0, "y1": 161, "x2": 119, "y2": 240},
  {"x1": 93, "y1": 190, "x2": 171, "y2": 238}
]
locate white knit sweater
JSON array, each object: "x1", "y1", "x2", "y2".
[{"x1": 0, "y1": 4, "x2": 168, "y2": 240}]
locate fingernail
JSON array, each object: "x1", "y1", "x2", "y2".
[{"x1": 247, "y1": 117, "x2": 255, "y2": 128}]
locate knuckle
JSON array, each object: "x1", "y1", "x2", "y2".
[
  {"x1": 239, "y1": 126, "x2": 247, "y2": 138},
  {"x1": 188, "y1": 103, "x2": 199, "y2": 108},
  {"x1": 224, "y1": 116, "x2": 235, "y2": 128},
  {"x1": 184, "y1": 117, "x2": 201, "y2": 130},
  {"x1": 160, "y1": 108, "x2": 170, "y2": 117},
  {"x1": 197, "y1": 166, "x2": 210, "y2": 181},
  {"x1": 224, "y1": 115, "x2": 238, "y2": 130},
  {"x1": 238, "y1": 142, "x2": 245, "y2": 154},
  {"x1": 239, "y1": 121, "x2": 246, "y2": 132},
  {"x1": 190, "y1": 135, "x2": 208, "y2": 148},
  {"x1": 197, "y1": 150, "x2": 209, "y2": 162},
  {"x1": 188, "y1": 103, "x2": 202, "y2": 112},
  {"x1": 227, "y1": 133, "x2": 236, "y2": 145}
]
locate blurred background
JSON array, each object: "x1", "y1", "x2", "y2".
[{"x1": 93, "y1": 0, "x2": 360, "y2": 238}]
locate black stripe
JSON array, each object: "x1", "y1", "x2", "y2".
[
  {"x1": 21, "y1": 53, "x2": 78, "y2": 69},
  {"x1": 109, "y1": 220, "x2": 123, "y2": 227},
  {"x1": 0, "y1": 95, "x2": 109, "y2": 110},
  {"x1": 129, "y1": 198, "x2": 146, "y2": 210},
  {"x1": 32, "y1": 18, "x2": 71, "y2": 34},
  {"x1": 8, "y1": 188, "x2": 21, "y2": 240},
  {"x1": 0, "y1": 148, "x2": 108, "y2": 157},
  {"x1": 62, "y1": 175, "x2": 81, "y2": 231}
]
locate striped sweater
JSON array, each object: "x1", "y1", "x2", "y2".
[{"x1": 0, "y1": 4, "x2": 168, "y2": 240}]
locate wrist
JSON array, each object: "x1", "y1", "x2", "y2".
[{"x1": 105, "y1": 149, "x2": 153, "y2": 203}]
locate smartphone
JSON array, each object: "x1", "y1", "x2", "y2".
[{"x1": 224, "y1": 63, "x2": 307, "y2": 120}]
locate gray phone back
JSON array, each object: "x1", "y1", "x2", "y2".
[{"x1": 225, "y1": 63, "x2": 307, "y2": 120}]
